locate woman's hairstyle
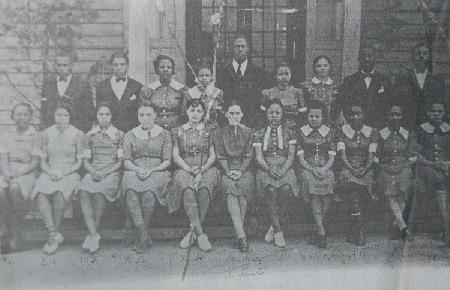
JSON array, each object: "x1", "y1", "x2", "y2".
[
  {"x1": 110, "y1": 51, "x2": 129, "y2": 64},
  {"x1": 265, "y1": 98, "x2": 284, "y2": 112},
  {"x1": 427, "y1": 98, "x2": 446, "y2": 112},
  {"x1": 234, "y1": 34, "x2": 248, "y2": 44},
  {"x1": 153, "y1": 55, "x2": 176, "y2": 75},
  {"x1": 312, "y1": 55, "x2": 332, "y2": 71},
  {"x1": 54, "y1": 101, "x2": 74, "y2": 118},
  {"x1": 186, "y1": 99, "x2": 206, "y2": 122},
  {"x1": 95, "y1": 102, "x2": 113, "y2": 115},
  {"x1": 223, "y1": 99, "x2": 243, "y2": 112},
  {"x1": 138, "y1": 100, "x2": 156, "y2": 111},
  {"x1": 197, "y1": 65, "x2": 212, "y2": 75},
  {"x1": 274, "y1": 62, "x2": 291, "y2": 75},
  {"x1": 343, "y1": 102, "x2": 364, "y2": 117},
  {"x1": 11, "y1": 102, "x2": 33, "y2": 119}
]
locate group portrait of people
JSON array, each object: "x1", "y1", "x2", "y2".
[{"x1": 0, "y1": 35, "x2": 448, "y2": 258}]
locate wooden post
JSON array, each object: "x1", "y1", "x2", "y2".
[{"x1": 341, "y1": 0, "x2": 362, "y2": 79}]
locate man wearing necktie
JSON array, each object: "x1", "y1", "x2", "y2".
[
  {"x1": 41, "y1": 52, "x2": 95, "y2": 132},
  {"x1": 394, "y1": 44, "x2": 446, "y2": 129},
  {"x1": 96, "y1": 52, "x2": 143, "y2": 133},
  {"x1": 333, "y1": 46, "x2": 393, "y2": 129},
  {"x1": 216, "y1": 35, "x2": 271, "y2": 129}
]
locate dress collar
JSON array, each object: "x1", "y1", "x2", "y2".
[
  {"x1": 188, "y1": 84, "x2": 221, "y2": 99},
  {"x1": 88, "y1": 125, "x2": 119, "y2": 140},
  {"x1": 342, "y1": 124, "x2": 372, "y2": 139},
  {"x1": 147, "y1": 79, "x2": 184, "y2": 91},
  {"x1": 131, "y1": 125, "x2": 163, "y2": 140},
  {"x1": 311, "y1": 76, "x2": 333, "y2": 85},
  {"x1": 301, "y1": 124, "x2": 330, "y2": 137},
  {"x1": 182, "y1": 123, "x2": 205, "y2": 131},
  {"x1": 421, "y1": 122, "x2": 450, "y2": 133},
  {"x1": 263, "y1": 126, "x2": 283, "y2": 151},
  {"x1": 380, "y1": 127, "x2": 409, "y2": 140}
]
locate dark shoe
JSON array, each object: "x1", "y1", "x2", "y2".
[
  {"x1": 389, "y1": 228, "x2": 401, "y2": 240},
  {"x1": 238, "y1": 237, "x2": 248, "y2": 253},
  {"x1": 401, "y1": 227, "x2": 409, "y2": 241},
  {"x1": 354, "y1": 230, "x2": 366, "y2": 246},
  {"x1": 308, "y1": 233, "x2": 317, "y2": 245},
  {"x1": 134, "y1": 237, "x2": 152, "y2": 254},
  {"x1": 317, "y1": 234, "x2": 327, "y2": 249},
  {"x1": 346, "y1": 227, "x2": 355, "y2": 245},
  {"x1": 233, "y1": 239, "x2": 239, "y2": 249}
]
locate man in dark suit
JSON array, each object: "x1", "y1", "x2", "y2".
[
  {"x1": 394, "y1": 43, "x2": 446, "y2": 129},
  {"x1": 41, "y1": 52, "x2": 95, "y2": 132},
  {"x1": 332, "y1": 46, "x2": 393, "y2": 129},
  {"x1": 96, "y1": 52, "x2": 143, "y2": 133},
  {"x1": 216, "y1": 35, "x2": 270, "y2": 129}
]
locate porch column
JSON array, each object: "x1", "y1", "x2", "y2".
[{"x1": 341, "y1": 0, "x2": 362, "y2": 78}]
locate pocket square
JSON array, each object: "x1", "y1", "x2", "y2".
[
  {"x1": 130, "y1": 94, "x2": 137, "y2": 100},
  {"x1": 378, "y1": 86, "x2": 384, "y2": 93}
]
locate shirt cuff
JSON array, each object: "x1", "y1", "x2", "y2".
[
  {"x1": 337, "y1": 142, "x2": 345, "y2": 151},
  {"x1": 297, "y1": 149, "x2": 304, "y2": 156},
  {"x1": 261, "y1": 106, "x2": 266, "y2": 111},
  {"x1": 117, "y1": 149, "x2": 123, "y2": 158},
  {"x1": 409, "y1": 156, "x2": 417, "y2": 162},
  {"x1": 298, "y1": 107, "x2": 307, "y2": 113},
  {"x1": 328, "y1": 151, "x2": 336, "y2": 156},
  {"x1": 369, "y1": 143, "x2": 377, "y2": 153},
  {"x1": 288, "y1": 140, "x2": 297, "y2": 145},
  {"x1": 373, "y1": 157, "x2": 379, "y2": 163},
  {"x1": 253, "y1": 143, "x2": 262, "y2": 147}
]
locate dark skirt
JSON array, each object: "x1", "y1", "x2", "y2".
[
  {"x1": 221, "y1": 171, "x2": 254, "y2": 201},
  {"x1": 256, "y1": 155, "x2": 299, "y2": 197}
]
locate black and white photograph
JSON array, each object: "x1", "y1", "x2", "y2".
[{"x1": 0, "y1": 0, "x2": 449, "y2": 289}]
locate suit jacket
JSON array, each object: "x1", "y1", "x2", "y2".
[
  {"x1": 41, "y1": 74, "x2": 95, "y2": 132},
  {"x1": 96, "y1": 77, "x2": 143, "y2": 133},
  {"x1": 333, "y1": 70, "x2": 392, "y2": 129},
  {"x1": 216, "y1": 62, "x2": 271, "y2": 129},
  {"x1": 394, "y1": 70, "x2": 446, "y2": 129}
]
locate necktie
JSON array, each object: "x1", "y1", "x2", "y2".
[
  {"x1": 237, "y1": 63, "x2": 243, "y2": 77},
  {"x1": 116, "y1": 77, "x2": 126, "y2": 82},
  {"x1": 362, "y1": 71, "x2": 374, "y2": 78}
]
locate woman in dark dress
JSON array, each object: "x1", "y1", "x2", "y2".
[
  {"x1": 213, "y1": 100, "x2": 254, "y2": 252},
  {"x1": 254, "y1": 99, "x2": 299, "y2": 248}
]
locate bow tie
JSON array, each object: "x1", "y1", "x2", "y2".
[
  {"x1": 362, "y1": 71, "x2": 374, "y2": 78},
  {"x1": 116, "y1": 77, "x2": 126, "y2": 82},
  {"x1": 58, "y1": 76, "x2": 68, "y2": 82}
]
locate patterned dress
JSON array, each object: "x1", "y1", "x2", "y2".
[
  {"x1": 0, "y1": 126, "x2": 42, "y2": 199},
  {"x1": 336, "y1": 124, "x2": 378, "y2": 196},
  {"x1": 297, "y1": 125, "x2": 336, "y2": 196},
  {"x1": 75, "y1": 125, "x2": 124, "y2": 201},
  {"x1": 261, "y1": 86, "x2": 307, "y2": 129},
  {"x1": 187, "y1": 84, "x2": 224, "y2": 130},
  {"x1": 213, "y1": 125, "x2": 254, "y2": 201},
  {"x1": 376, "y1": 127, "x2": 416, "y2": 196},
  {"x1": 167, "y1": 123, "x2": 220, "y2": 213},
  {"x1": 32, "y1": 125, "x2": 83, "y2": 201},
  {"x1": 121, "y1": 125, "x2": 172, "y2": 205},
  {"x1": 415, "y1": 122, "x2": 450, "y2": 193},
  {"x1": 140, "y1": 80, "x2": 189, "y2": 130},
  {"x1": 253, "y1": 125, "x2": 299, "y2": 196},
  {"x1": 301, "y1": 77, "x2": 339, "y2": 123}
]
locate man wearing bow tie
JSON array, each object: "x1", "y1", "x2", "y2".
[
  {"x1": 41, "y1": 52, "x2": 95, "y2": 132},
  {"x1": 394, "y1": 44, "x2": 446, "y2": 129},
  {"x1": 333, "y1": 46, "x2": 393, "y2": 129},
  {"x1": 216, "y1": 35, "x2": 271, "y2": 129},
  {"x1": 96, "y1": 52, "x2": 143, "y2": 132}
]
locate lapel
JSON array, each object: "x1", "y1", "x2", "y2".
[
  {"x1": 47, "y1": 77, "x2": 58, "y2": 97},
  {"x1": 64, "y1": 75, "x2": 79, "y2": 98},
  {"x1": 409, "y1": 70, "x2": 422, "y2": 91}
]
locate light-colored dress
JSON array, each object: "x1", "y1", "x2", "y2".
[
  {"x1": 121, "y1": 125, "x2": 172, "y2": 205},
  {"x1": 214, "y1": 125, "x2": 254, "y2": 201},
  {"x1": 297, "y1": 124, "x2": 336, "y2": 196},
  {"x1": 336, "y1": 124, "x2": 377, "y2": 196},
  {"x1": 140, "y1": 80, "x2": 189, "y2": 130},
  {"x1": 261, "y1": 86, "x2": 307, "y2": 129},
  {"x1": 253, "y1": 125, "x2": 299, "y2": 196},
  {"x1": 0, "y1": 126, "x2": 42, "y2": 199},
  {"x1": 376, "y1": 127, "x2": 416, "y2": 196},
  {"x1": 75, "y1": 125, "x2": 124, "y2": 201},
  {"x1": 187, "y1": 84, "x2": 224, "y2": 130},
  {"x1": 167, "y1": 123, "x2": 220, "y2": 213},
  {"x1": 32, "y1": 125, "x2": 83, "y2": 201}
]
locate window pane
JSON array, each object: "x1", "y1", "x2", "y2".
[
  {"x1": 263, "y1": 33, "x2": 274, "y2": 55},
  {"x1": 276, "y1": 33, "x2": 286, "y2": 56},
  {"x1": 225, "y1": 7, "x2": 237, "y2": 31},
  {"x1": 252, "y1": 32, "x2": 263, "y2": 56},
  {"x1": 263, "y1": 8, "x2": 276, "y2": 32}
]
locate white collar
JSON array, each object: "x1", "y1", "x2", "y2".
[
  {"x1": 232, "y1": 59, "x2": 248, "y2": 74},
  {"x1": 147, "y1": 79, "x2": 184, "y2": 91},
  {"x1": 131, "y1": 125, "x2": 163, "y2": 140},
  {"x1": 312, "y1": 76, "x2": 333, "y2": 85},
  {"x1": 342, "y1": 124, "x2": 372, "y2": 139},
  {"x1": 263, "y1": 126, "x2": 283, "y2": 151},
  {"x1": 182, "y1": 123, "x2": 205, "y2": 131},
  {"x1": 380, "y1": 127, "x2": 409, "y2": 140},
  {"x1": 188, "y1": 84, "x2": 221, "y2": 99},
  {"x1": 57, "y1": 74, "x2": 72, "y2": 83},
  {"x1": 88, "y1": 125, "x2": 119, "y2": 140},
  {"x1": 112, "y1": 75, "x2": 128, "y2": 82},
  {"x1": 301, "y1": 125, "x2": 330, "y2": 137},
  {"x1": 414, "y1": 68, "x2": 428, "y2": 76},
  {"x1": 421, "y1": 122, "x2": 450, "y2": 133}
]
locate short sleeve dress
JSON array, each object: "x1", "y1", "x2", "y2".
[
  {"x1": 31, "y1": 125, "x2": 84, "y2": 201},
  {"x1": 213, "y1": 125, "x2": 254, "y2": 201},
  {"x1": 253, "y1": 125, "x2": 299, "y2": 196},
  {"x1": 261, "y1": 86, "x2": 307, "y2": 129},
  {"x1": 0, "y1": 126, "x2": 42, "y2": 199},
  {"x1": 75, "y1": 125, "x2": 124, "y2": 201},
  {"x1": 167, "y1": 123, "x2": 220, "y2": 213},
  {"x1": 415, "y1": 122, "x2": 450, "y2": 193},
  {"x1": 187, "y1": 84, "x2": 224, "y2": 130},
  {"x1": 301, "y1": 77, "x2": 339, "y2": 123},
  {"x1": 121, "y1": 125, "x2": 172, "y2": 205},
  {"x1": 140, "y1": 80, "x2": 189, "y2": 130},
  {"x1": 376, "y1": 127, "x2": 416, "y2": 196},
  {"x1": 336, "y1": 124, "x2": 378, "y2": 196},
  {"x1": 297, "y1": 124, "x2": 336, "y2": 196}
]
